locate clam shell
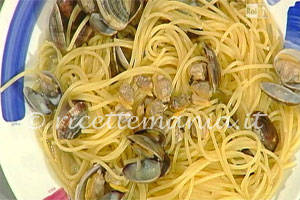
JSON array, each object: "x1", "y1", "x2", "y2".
[
  {"x1": 203, "y1": 44, "x2": 221, "y2": 92},
  {"x1": 160, "y1": 153, "x2": 171, "y2": 177},
  {"x1": 123, "y1": 158, "x2": 161, "y2": 183},
  {"x1": 39, "y1": 71, "x2": 62, "y2": 106},
  {"x1": 134, "y1": 129, "x2": 166, "y2": 147},
  {"x1": 260, "y1": 82, "x2": 300, "y2": 105},
  {"x1": 127, "y1": 134, "x2": 165, "y2": 160},
  {"x1": 49, "y1": 3, "x2": 67, "y2": 50},
  {"x1": 274, "y1": 48, "x2": 300, "y2": 84},
  {"x1": 77, "y1": 0, "x2": 97, "y2": 14},
  {"x1": 251, "y1": 111, "x2": 279, "y2": 152},
  {"x1": 23, "y1": 87, "x2": 52, "y2": 115},
  {"x1": 96, "y1": 0, "x2": 131, "y2": 31},
  {"x1": 75, "y1": 164, "x2": 103, "y2": 200},
  {"x1": 57, "y1": 102, "x2": 88, "y2": 139},
  {"x1": 89, "y1": 12, "x2": 118, "y2": 36},
  {"x1": 102, "y1": 191, "x2": 124, "y2": 200}
]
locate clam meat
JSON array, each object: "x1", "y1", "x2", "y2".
[
  {"x1": 153, "y1": 75, "x2": 172, "y2": 103},
  {"x1": 75, "y1": 164, "x2": 125, "y2": 200}
]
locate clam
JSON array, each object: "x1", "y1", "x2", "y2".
[
  {"x1": 203, "y1": 43, "x2": 221, "y2": 92},
  {"x1": 274, "y1": 48, "x2": 300, "y2": 88},
  {"x1": 153, "y1": 75, "x2": 172, "y2": 103},
  {"x1": 127, "y1": 133, "x2": 165, "y2": 160},
  {"x1": 170, "y1": 94, "x2": 191, "y2": 112},
  {"x1": 96, "y1": 0, "x2": 144, "y2": 31},
  {"x1": 75, "y1": 164, "x2": 125, "y2": 200},
  {"x1": 102, "y1": 191, "x2": 124, "y2": 200},
  {"x1": 146, "y1": 99, "x2": 166, "y2": 117},
  {"x1": 189, "y1": 62, "x2": 207, "y2": 82},
  {"x1": 115, "y1": 104, "x2": 133, "y2": 125},
  {"x1": 38, "y1": 71, "x2": 62, "y2": 106},
  {"x1": 119, "y1": 82, "x2": 135, "y2": 105},
  {"x1": 260, "y1": 82, "x2": 300, "y2": 105},
  {"x1": 89, "y1": 12, "x2": 118, "y2": 36},
  {"x1": 160, "y1": 153, "x2": 171, "y2": 177},
  {"x1": 135, "y1": 75, "x2": 153, "y2": 91},
  {"x1": 23, "y1": 87, "x2": 53, "y2": 115},
  {"x1": 75, "y1": 164, "x2": 104, "y2": 200},
  {"x1": 116, "y1": 46, "x2": 132, "y2": 70},
  {"x1": 57, "y1": 102, "x2": 88, "y2": 139},
  {"x1": 190, "y1": 81, "x2": 212, "y2": 104},
  {"x1": 49, "y1": 3, "x2": 67, "y2": 50},
  {"x1": 134, "y1": 129, "x2": 166, "y2": 147},
  {"x1": 123, "y1": 158, "x2": 161, "y2": 183},
  {"x1": 77, "y1": 0, "x2": 97, "y2": 14},
  {"x1": 57, "y1": 0, "x2": 76, "y2": 18},
  {"x1": 251, "y1": 111, "x2": 279, "y2": 152},
  {"x1": 24, "y1": 71, "x2": 62, "y2": 115},
  {"x1": 75, "y1": 24, "x2": 94, "y2": 47}
]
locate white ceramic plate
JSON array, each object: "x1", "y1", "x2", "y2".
[{"x1": 0, "y1": 0, "x2": 300, "y2": 199}]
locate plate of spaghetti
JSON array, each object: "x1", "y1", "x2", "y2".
[{"x1": 1, "y1": 0, "x2": 300, "y2": 199}]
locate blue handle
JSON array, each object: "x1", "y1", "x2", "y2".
[{"x1": 1, "y1": 0, "x2": 45, "y2": 122}]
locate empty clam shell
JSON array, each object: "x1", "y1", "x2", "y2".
[
  {"x1": 96, "y1": 0, "x2": 131, "y2": 31},
  {"x1": 123, "y1": 158, "x2": 161, "y2": 183},
  {"x1": 127, "y1": 133, "x2": 165, "y2": 160},
  {"x1": 75, "y1": 164, "x2": 104, "y2": 200},
  {"x1": 57, "y1": 102, "x2": 88, "y2": 139},
  {"x1": 251, "y1": 111, "x2": 279, "y2": 152},
  {"x1": 39, "y1": 71, "x2": 62, "y2": 106},
  {"x1": 49, "y1": 3, "x2": 67, "y2": 50},
  {"x1": 260, "y1": 82, "x2": 300, "y2": 105},
  {"x1": 274, "y1": 48, "x2": 300, "y2": 85},
  {"x1": 77, "y1": 0, "x2": 97, "y2": 14},
  {"x1": 23, "y1": 87, "x2": 52, "y2": 115},
  {"x1": 89, "y1": 12, "x2": 118, "y2": 36},
  {"x1": 203, "y1": 44, "x2": 221, "y2": 92}
]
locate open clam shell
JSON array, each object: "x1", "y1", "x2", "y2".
[
  {"x1": 128, "y1": 132, "x2": 165, "y2": 160},
  {"x1": 75, "y1": 164, "x2": 104, "y2": 200},
  {"x1": 260, "y1": 82, "x2": 300, "y2": 105},
  {"x1": 123, "y1": 158, "x2": 161, "y2": 183},
  {"x1": 75, "y1": 164, "x2": 125, "y2": 200},
  {"x1": 49, "y1": 3, "x2": 67, "y2": 51},
  {"x1": 23, "y1": 87, "x2": 53, "y2": 115},
  {"x1": 274, "y1": 48, "x2": 300, "y2": 86},
  {"x1": 39, "y1": 71, "x2": 62, "y2": 106},
  {"x1": 251, "y1": 111, "x2": 279, "y2": 152},
  {"x1": 77, "y1": 0, "x2": 97, "y2": 14},
  {"x1": 89, "y1": 12, "x2": 118, "y2": 36},
  {"x1": 57, "y1": 102, "x2": 88, "y2": 139},
  {"x1": 134, "y1": 129, "x2": 166, "y2": 147},
  {"x1": 203, "y1": 43, "x2": 221, "y2": 92},
  {"x1": 160, "y1": 153, "x2": 171, "y2": 177},
  {"x1": 96, "y1": 0, "x2": 132, "y2": 31}
]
